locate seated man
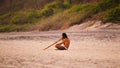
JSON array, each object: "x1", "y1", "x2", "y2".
[{"x1": 55, "y1": 33, "x2": 70, "y2": 50}]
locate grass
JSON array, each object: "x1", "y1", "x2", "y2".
[
  {"x1": 104, "y1": 5, "x2": 120, "y2": 22},
  {"x1": 0, "y1": 24, "x2": 32, "y2": 32},
  {"x1": 36, "y1": 0, "x2": 120, "y2": 31},
  {"x1": 10, "y1": 9, "x2": 41, "y2": 25},
  {"x1": 0, "y1": 0, "x2": 120, "y2": 32}
]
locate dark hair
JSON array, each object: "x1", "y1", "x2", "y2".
[{"x1": 62, "y1": 33, "x2": 68, "y2": 39}]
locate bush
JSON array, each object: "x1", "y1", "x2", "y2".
[
  {"x1": 38, "y1": 4, "x2": 90, "y2": 30},
  {"x1": 66, "y1": 4, "x2": 89, "y2": 13},
  {"x1": 0, "y1": 25, "x2": 16, "y2": 32},
  {"x1": 0, "y1": 13, "x2": 11, "y2": 24},
  {"x1": 11, "y1": 13, "x2": 27, "y2": 25},
  {"x1": 11, "y1": 9, "x2": 41, "y2": 25},
  {"x1": 0, "y1": 24, "x2": 31, "y2": 32},
  {"x1": 63, "y1": 1, "x2": 71, "y2": 8},
  {"x1": 39, "y1": 16, "x2": 64, "y2": 31},
  {"x1": 40, "y1": 1, "x2": 71, "y2": 17},
  {"x1": 104, "y1": 5, "x2": 120, "y2": 22},
  {"x1": 26, "y1": 9, "x2": 41, "y2": 23},
  {"x1": 94, "y1": 0, "x2": 120, "y2": 13},
  {"x1": 1, "y1": 0, "x2": 120, "y2": 32},
  {"x1": 40, "y1": 8, "x2": 54, "y2": 17},
  {"x1": 68, "y1": 0, "x2": 120, "y2": 24},
  {"x1": 27, "y1": 9, "x2": 41, "y2": 19}
]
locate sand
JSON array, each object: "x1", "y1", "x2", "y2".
[{"x1": 0, "y1": 29, "x2": 120, "y2": 68}]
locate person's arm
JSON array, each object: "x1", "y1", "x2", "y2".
[{"x1": 56, "y1": 39, "x2": 65, "y2": 45}]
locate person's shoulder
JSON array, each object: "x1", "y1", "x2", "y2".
[{"x1": 62, "y1": 38, "x2": 69, "y2": 40}]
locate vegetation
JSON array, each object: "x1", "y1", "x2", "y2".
[
  {"x1": 0, "y1": 0, "x2": 120, "y2": 32},
  {"x1": 104, "y1": 5, "x2": 120, "y2": 22}
]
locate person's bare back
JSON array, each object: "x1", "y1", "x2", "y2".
[
  {"x1": 55, "y1": 33, "x2": 70, "y2": 50},
  {"x1": 62, "y1": 38, "x2": 70, "y2": 49}
]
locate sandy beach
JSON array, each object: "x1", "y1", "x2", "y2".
[{"x1": 0, "y1": 30, "x2": 120, "y2": 68}]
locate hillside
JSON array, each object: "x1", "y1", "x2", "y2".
[{"x1": 0, "y1": 0, "x2": 120, "y2": 32}]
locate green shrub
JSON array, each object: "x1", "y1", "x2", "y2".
[
  {"x1": 14, "y1": 24, "x2": 32, "y2": 31},
  {"x1": 39, "y1": 16, "x2": 64, "y2": 31},
  {"x1": 0, "y1": 24, "x2": 32, "y2": 32},
  {"x1": 0, "y1": 25, "x2": 16, "y2": 32},
  {"x1": 68, "y1": 0, "x2": 120, "y2": 24},
  {"x1": 104, "y1": 5, "x2": 120, "y2": 22},
  {"x1": 27, "y1": 9, "x2": 41, "y2": 19},
  {"x1": 40, "y1": 8, "x2": 54, "y2": 17},
  {"x1": 63, "y1": 1, "x2": 71, "y2": 8},
  {"x1": 91, "y1": 0, "x2": 120, "y2": 14},
  {"x1": 11, "y1": 13, "x2": 27, "y2": 25},
  {"x1": 40, "y1": 1, "x2": 71, "y2": 17},
  {"x1": 1, "y1": 0, "x2": 120, "y2": 32},
  {"x1": 11, "y1": 9, "x2": 41, "y2": 25},
  {"x1": 26, "y1": 9, "x2": 41, "y2": 23},
  {"x1": 0, "y1": 13, "x2": 11, "y2": 20},
  {"x1": 0, "y1": 13, "x2": 12, "y2": 25},
  {"x1": 66, "y1": 4, "x2": 89, "y2": 13},
  {"x1": 39, "y1": 0, "x2": 120, "y2": 30},
  {"x1": 38, "y1": 3, "x2": 90, "y2": 30}
]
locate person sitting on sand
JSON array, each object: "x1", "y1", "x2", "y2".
[{"x1": 55, "y1": 33, "x2": 70, "y2": 50}]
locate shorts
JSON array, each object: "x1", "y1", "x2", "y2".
[{"x1": 55, "y1": 44, "x2": 67, "y2": 50}]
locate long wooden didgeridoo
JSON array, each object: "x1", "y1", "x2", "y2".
[{"x1": 43, "y1": 38, "x2": 62, "y2": 50}]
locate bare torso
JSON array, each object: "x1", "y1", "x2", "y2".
[{"x1": 62, "y1": 38, "x2": 70, "y2": 48}]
